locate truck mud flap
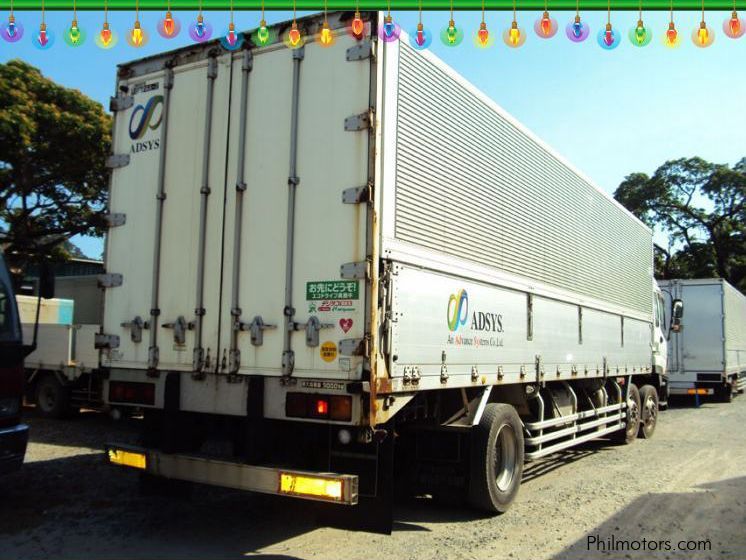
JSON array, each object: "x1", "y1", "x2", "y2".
[{"x1": 314, "y1": 431, "x2": 394, "y2": 534}]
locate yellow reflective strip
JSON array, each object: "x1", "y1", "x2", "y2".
[
  {"x1": 279, "y1": 473, "x2": 343, "y2": 501},
  {"x1": 108, "y1": 449, "x2": 147, "y2": 469}
]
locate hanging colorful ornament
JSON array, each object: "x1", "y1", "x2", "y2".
[
  {"x1": 663, "y1": 0, "x2": 680, "y2": 47},
  {"x1": 158, "y1": 1, "x2": 181, "y2": 39},
  {"x1": 348, "y1": 0, "x2": 366, "y2": 41},
  {"x1": 189, "y1": 0, "x2": 212, "y2": 42},
  {"x1": 440, "y1": 0, "x2": 463, "y2": 46},
  {"x1": 349, "y1": 10, "x2": 365, "y2": 40},
  {"x1": 723, "y1": 6, "x2": 745, "y2": 38},
  {"x1": 287, "y1": 22, "x2": 301, "y2": 45},
  {"x1": 64, "y1": 18, "x2": 85, "y2": 46},
  {"x1": 597, "y1": 22, "x2": 620, "y2": 48},
  {"x1": 692, "y1": 20, "x2": 714, "y2": 46},
  {"x1": 317, "y1": 0, "x2": 334, "y2": 47},
  {"x1": 503, "y1": 0, "x2": 526, "y2": 47},
  {"x1": 2, "y1": 0, "x2": 24, "y2": 43},
  {"x1": 253, "y1": 0, "x2": 273, "y2": 45},
  {"x1": 628, "y1": 0, "x2": 651, "y2": 46},
  {"x1": 691, "y1": 0, "x2": 715, "y2": 47},
  {"x1": 64, "y1": 0, "x2": 86, "y2": 47},
  {"x1": 219, "y1": 0, "x2": 243, "y2": 50},
  {"x1": 33, "y1": 0, "x2": 54, "y2": 49},
  {"x1": 565, "y1": 0, "x2": 589, "y2": 43},
  {"x1": 440, "y1": 18, "x2": 463, "y2": 46},
  {"x1": 629, "y1": 19, "x2": 651, "y2": 46},
  {"x1": 534, "y1": 6, "x2": 558, "y2": 39},
  {"x1": 409, "y1": 0, "x2": 432, "y2": 49},
  {"x1": 284, "y1": 0, "x2": 304, "y2": 49},
  {"x1": 95, "y1": 0, "x2": 117, "y2": 48},
  {"x1": 597, "y1": 0, "x2": 620, "y2": 50},
  {"x1": 127, "y1": 0, "x2": 148, "y2": 47},
  {"x1": 472, "y1": 0, "x2": 493, "y2": 47},
  {"x1": 379, "y1": 0, "x2": 400, "y2": 42}
]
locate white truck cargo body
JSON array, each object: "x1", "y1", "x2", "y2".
[
  {"x1": 103, "y1": 12, "x2": 672, "y2": 527},
  {"x1": 660, "y1": 278, "x2": 746, "y2": 400}
]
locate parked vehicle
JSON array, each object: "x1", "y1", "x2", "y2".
[
  {"x1": 19, "y1": 286, "x2": 105, "y2": 418},
  {"x1": 0, "y1": 251, "x2": 28, "y2": 475},
  {"x1": 660, "y1": 278, "x2": 746, "y2": 402},
  {"x1": 102, "y1": 11, "x2": 682, "y2": 531}
]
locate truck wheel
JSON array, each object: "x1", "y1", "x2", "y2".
[
  {"x1": 467, "y1": 403, "x2": 524, "y2": 514},
  {"x1": 35, "y1": 374, "x2": 71, "y2": 419},
  {"x1": 638, "y1": 385, "x2": 658, "y2": 439},
  {"x1": 610, "y1": 383, "x2": 640, "y2": 445}
]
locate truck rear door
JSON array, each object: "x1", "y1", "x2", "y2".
[
  {"x1": 219, "y1": 29, "x2": 372, "y2": 380},
  {"x1": 104, "y1": 55, "x2": 232, "y2": 373}
]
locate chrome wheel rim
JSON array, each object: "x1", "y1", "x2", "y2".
[
  {"x1": 494, "y1": 424, "x2": 518, "y2": 492},
  {"x1": 627, "y1": 396, "x2": 640, "y2": 433},
  {"x1": 644, "y1": 394, "x2": 657, "y2": 429}
]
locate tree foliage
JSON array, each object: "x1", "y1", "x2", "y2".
[
  {"x1": 0, "y1": 59, "x2": 111, "y2": 276},
  {"x1": 615, "y1": 157, "x2": 746, "y2": 291}
]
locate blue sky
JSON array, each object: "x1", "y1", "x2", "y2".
[{"x1": 2, "y1": 9, "x2": 745, "y2": 258}]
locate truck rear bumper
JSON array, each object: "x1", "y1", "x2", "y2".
[
  {"x1": 0, "y1": 423, "x2": 29, "y2": 475},
  {"x1": 106, "y1": 443, "x2": 359, "y2": 505}
]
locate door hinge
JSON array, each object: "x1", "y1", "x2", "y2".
[
  {"x1": 346, "y1": 40, "x2": 373, "y2": 61},
  {"x1": 106, "y1": 154, "x2": 131, "y2": 169},
  {"x1": 342, "y1": 184, "x2": 371, "y2": 204},
  {"x1": 98, "y1": 273, "x2": 123, "y2": 288},
  {"x1": 340, "y1": 261, "x2": 370, "y2": 280},
  {"x1": 95, "y1": 333, "x2": 120, "y2": 349},
  {"x1": 109, "y1": 94, "x2": 134, "y2": 112},
  {"x1": 104, "y1": 213, "x2": 127, "y2": 227},
  {"x1": 344, "y1": 110, "x2": 373, "y2": 132}
]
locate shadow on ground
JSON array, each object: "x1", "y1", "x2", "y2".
[
  {"x1": 553, "y1": 476, "x2": 746, "y2": 559},
  {"x1": 0, "y1": 411, "x2": 623, "y2": 559}
]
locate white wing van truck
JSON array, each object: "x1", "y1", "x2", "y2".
[
  {"x1": 102, "y1": 11, "x2": 682, "y2": 531},
  {"x1": 660, "y1": 278, "x2": 746, "y2": 402}
]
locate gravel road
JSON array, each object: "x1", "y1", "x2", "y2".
[{"x1": 1, "y1": 397, "x2": 745, "y2": 560}]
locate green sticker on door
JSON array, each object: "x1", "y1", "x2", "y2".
[{"x1": 306, "y1": 281, "x2": 359, "y2": 301}]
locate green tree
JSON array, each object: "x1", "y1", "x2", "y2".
[
  {"x1": 615, "y1": 157, "x2": 746, "y2": 291},
  {"x1": 0, "y1": 59, "x2": 111, "y2": 279}
]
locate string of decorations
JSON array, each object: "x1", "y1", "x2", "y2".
[{"x1": 3, "y1": 5, "x2": 744, "y2": 50}]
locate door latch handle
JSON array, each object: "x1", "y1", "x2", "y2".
[
  {"x1": 297, "y1": 316, "x2": 333, "y2": 347},
  {"x1": 162, "y1": 316, "x2": 194, "y2": 345}
]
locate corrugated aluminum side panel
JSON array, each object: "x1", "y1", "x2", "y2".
[{"x1": 392, "y1": 42, "x2": 652, "y2": 317}]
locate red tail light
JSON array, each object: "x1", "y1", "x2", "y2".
[
  {"x1": 286, "y1": 393, "x2": 352, "y2": 422},
  {"x1": 109, "y1": 381, "x2": 155, "y2": 405}
]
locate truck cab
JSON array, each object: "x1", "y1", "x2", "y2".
[
  {"x1": 0, "y1": 251, "x2": 29, "y2": 475},
  {"x1": 652, "y1": 284, "x2": 668, "y2": 377}
]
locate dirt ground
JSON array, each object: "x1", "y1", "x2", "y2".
[{"x1": 1, "y1": 396, "x2": 745, "y2": 560}]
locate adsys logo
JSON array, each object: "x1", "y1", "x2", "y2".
[
  {"x1": 447, "y1": 289, "x2": 469, "y2": 331},
  {"x1": 129, "y1": 95, "x2": 164, "y2": 140}
]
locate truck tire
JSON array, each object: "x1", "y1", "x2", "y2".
[
  {"x1": 638, "y1": 385, "x2": 658, "y2": 439},
  {"x1": 35, "y1": 374, "x2": 71, "y2": 419},
  {"x1": 610, "y1": 383, "x2": 640, "y2": 445},
  {"x1": 467, "y1": 403, "x2": 524, "y2": 514}
]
